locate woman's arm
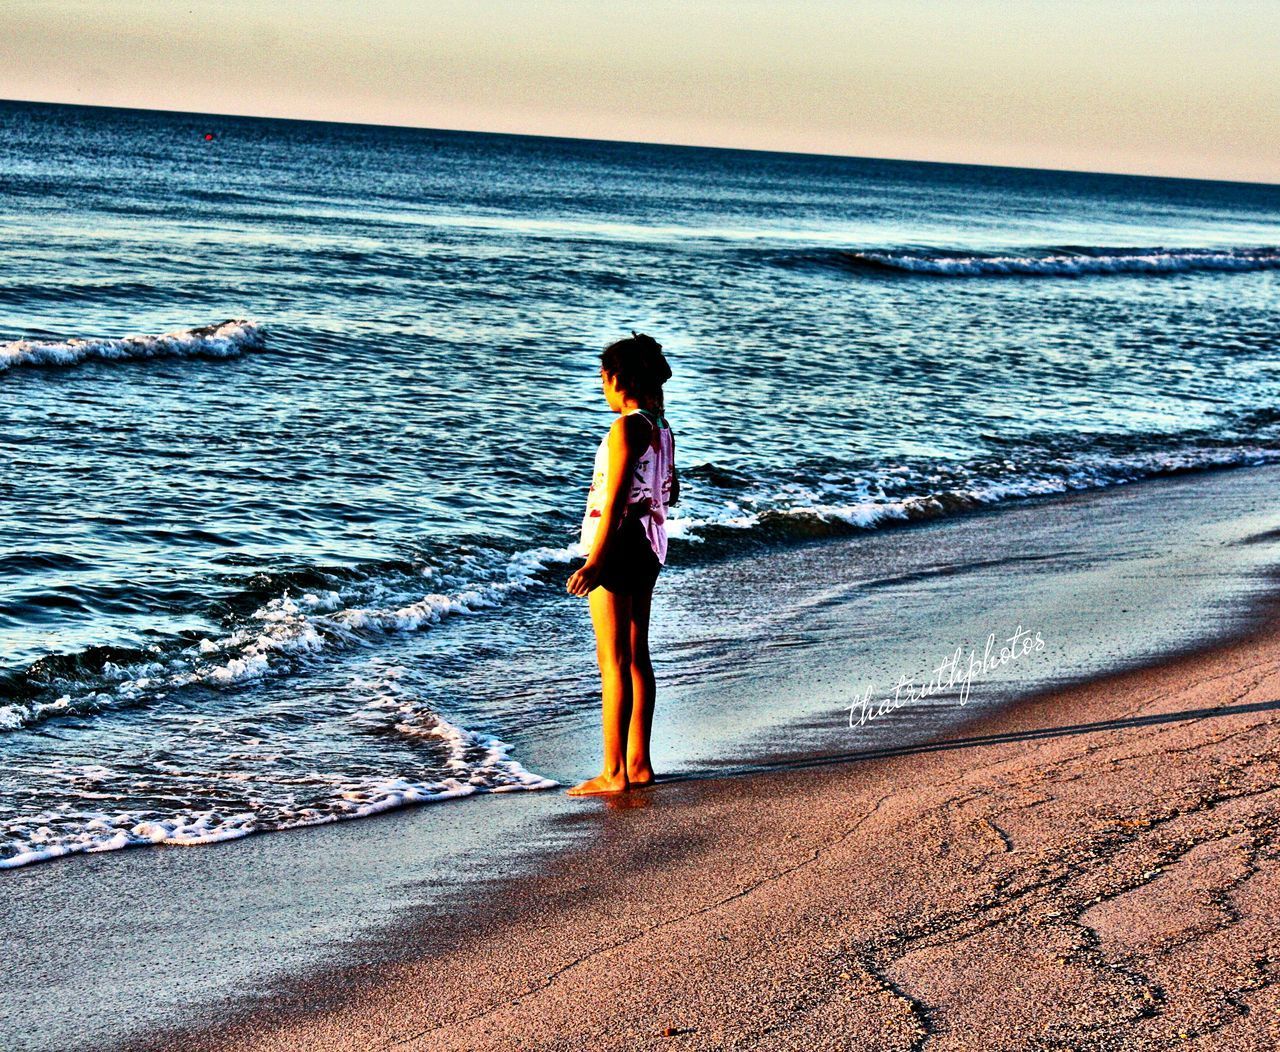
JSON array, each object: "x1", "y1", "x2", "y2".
[
  {"x1": 668, "y1": 426, "x2": 679, "y2": 507},
  {"x1": 566, "y1": 414, "x2": 648, "y2": 597}
]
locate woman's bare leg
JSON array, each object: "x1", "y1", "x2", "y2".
[
  {"x1": 625, "y1": 581, "x2": 657, "y2": 785},
  {"x1": 567, "y1": 585, "x2": 633, "y2": 796}
]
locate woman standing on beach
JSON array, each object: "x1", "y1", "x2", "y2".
[{"x1": 566, "y1": 333, "x2": 678, "y2": 796}]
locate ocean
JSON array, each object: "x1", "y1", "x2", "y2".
[{"x1": 2, "y1": 98, "x2": 1279, "y2": 869}]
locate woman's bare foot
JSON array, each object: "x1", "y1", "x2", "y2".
[
  {"x1": 566, "y1": 771, "x2": 628, "y2": 796},
  {"x1": 626, "y1": 765, "x2": 656, "y2": 787}
]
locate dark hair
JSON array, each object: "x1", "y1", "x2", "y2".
[{"x1": 600, "y1": 331, "x2": 672, "y2": 412}]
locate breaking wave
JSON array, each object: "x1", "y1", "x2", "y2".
[
  {"x1": 0, "y1": 542, "x2": 580, "y2": 734},
  {"x1": 784, "y1": 246, "x2": 1280, "y2": 279},
  {"x1": 0, "y1": 319, "x2": 266, "y2": 372}
]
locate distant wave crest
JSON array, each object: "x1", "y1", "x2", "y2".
[
  {"x1": 790, "y1": 246, "x2": 1280, "y2": 278},
  {"x1": 0, "y1": 319, "x2": 266, "y2": 372}
]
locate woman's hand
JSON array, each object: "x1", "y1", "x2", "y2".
[{"x1": 566, "y1": 559, "x2": 602, "y2": 597}]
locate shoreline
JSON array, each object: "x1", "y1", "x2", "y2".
[
  {"x1": 110, "y1": 468, "x2": 1280, "y2": 1052},
  {"x1": 119, "y1": 568, "x2": 1280, "y2": 1051},
  {"x1": 4, "y1": 462, "x2": 1280, "y2": 1051}
]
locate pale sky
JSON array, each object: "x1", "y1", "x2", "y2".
[{"x1": 3, "y1": 0, "x2": 1278, "y2": 183}]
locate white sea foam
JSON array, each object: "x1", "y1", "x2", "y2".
[
  {"x1": 0, "y1": 319, "x2": 266, "y2": 372},
  {"x1": 851, "y1": 246, "x2": 1280, "y2": 278},
  {"x1": 0, "y1": 695, "x2": 556, "y2": 869}
]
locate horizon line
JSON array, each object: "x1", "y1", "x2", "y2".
[{"x1": 3, "y1": 94, "x2": 1277, "y2": 191}]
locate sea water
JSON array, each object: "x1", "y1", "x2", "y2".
[{"x1": 2, "y1": 99, "x2": 1279, "y2": 867}]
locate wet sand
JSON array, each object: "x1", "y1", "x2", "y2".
[{"x1": 120, "y1": 574, "x2": 1280, "y2": 1051}]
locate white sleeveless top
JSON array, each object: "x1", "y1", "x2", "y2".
[{"x1": 580, "y1": 408, "x2": 676, "y2": 564}]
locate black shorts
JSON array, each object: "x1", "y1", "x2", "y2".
[{"x1": 596, "y1": 510, "x2": 661, "y2": 596}]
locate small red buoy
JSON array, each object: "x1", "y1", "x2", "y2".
[{"x1": 203, "y1": 132, "x2": 215, "y2": 141}]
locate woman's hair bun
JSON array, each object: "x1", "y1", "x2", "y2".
[{"x1": 601, "y1": 332, "x2": 672, "y2": 406}]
